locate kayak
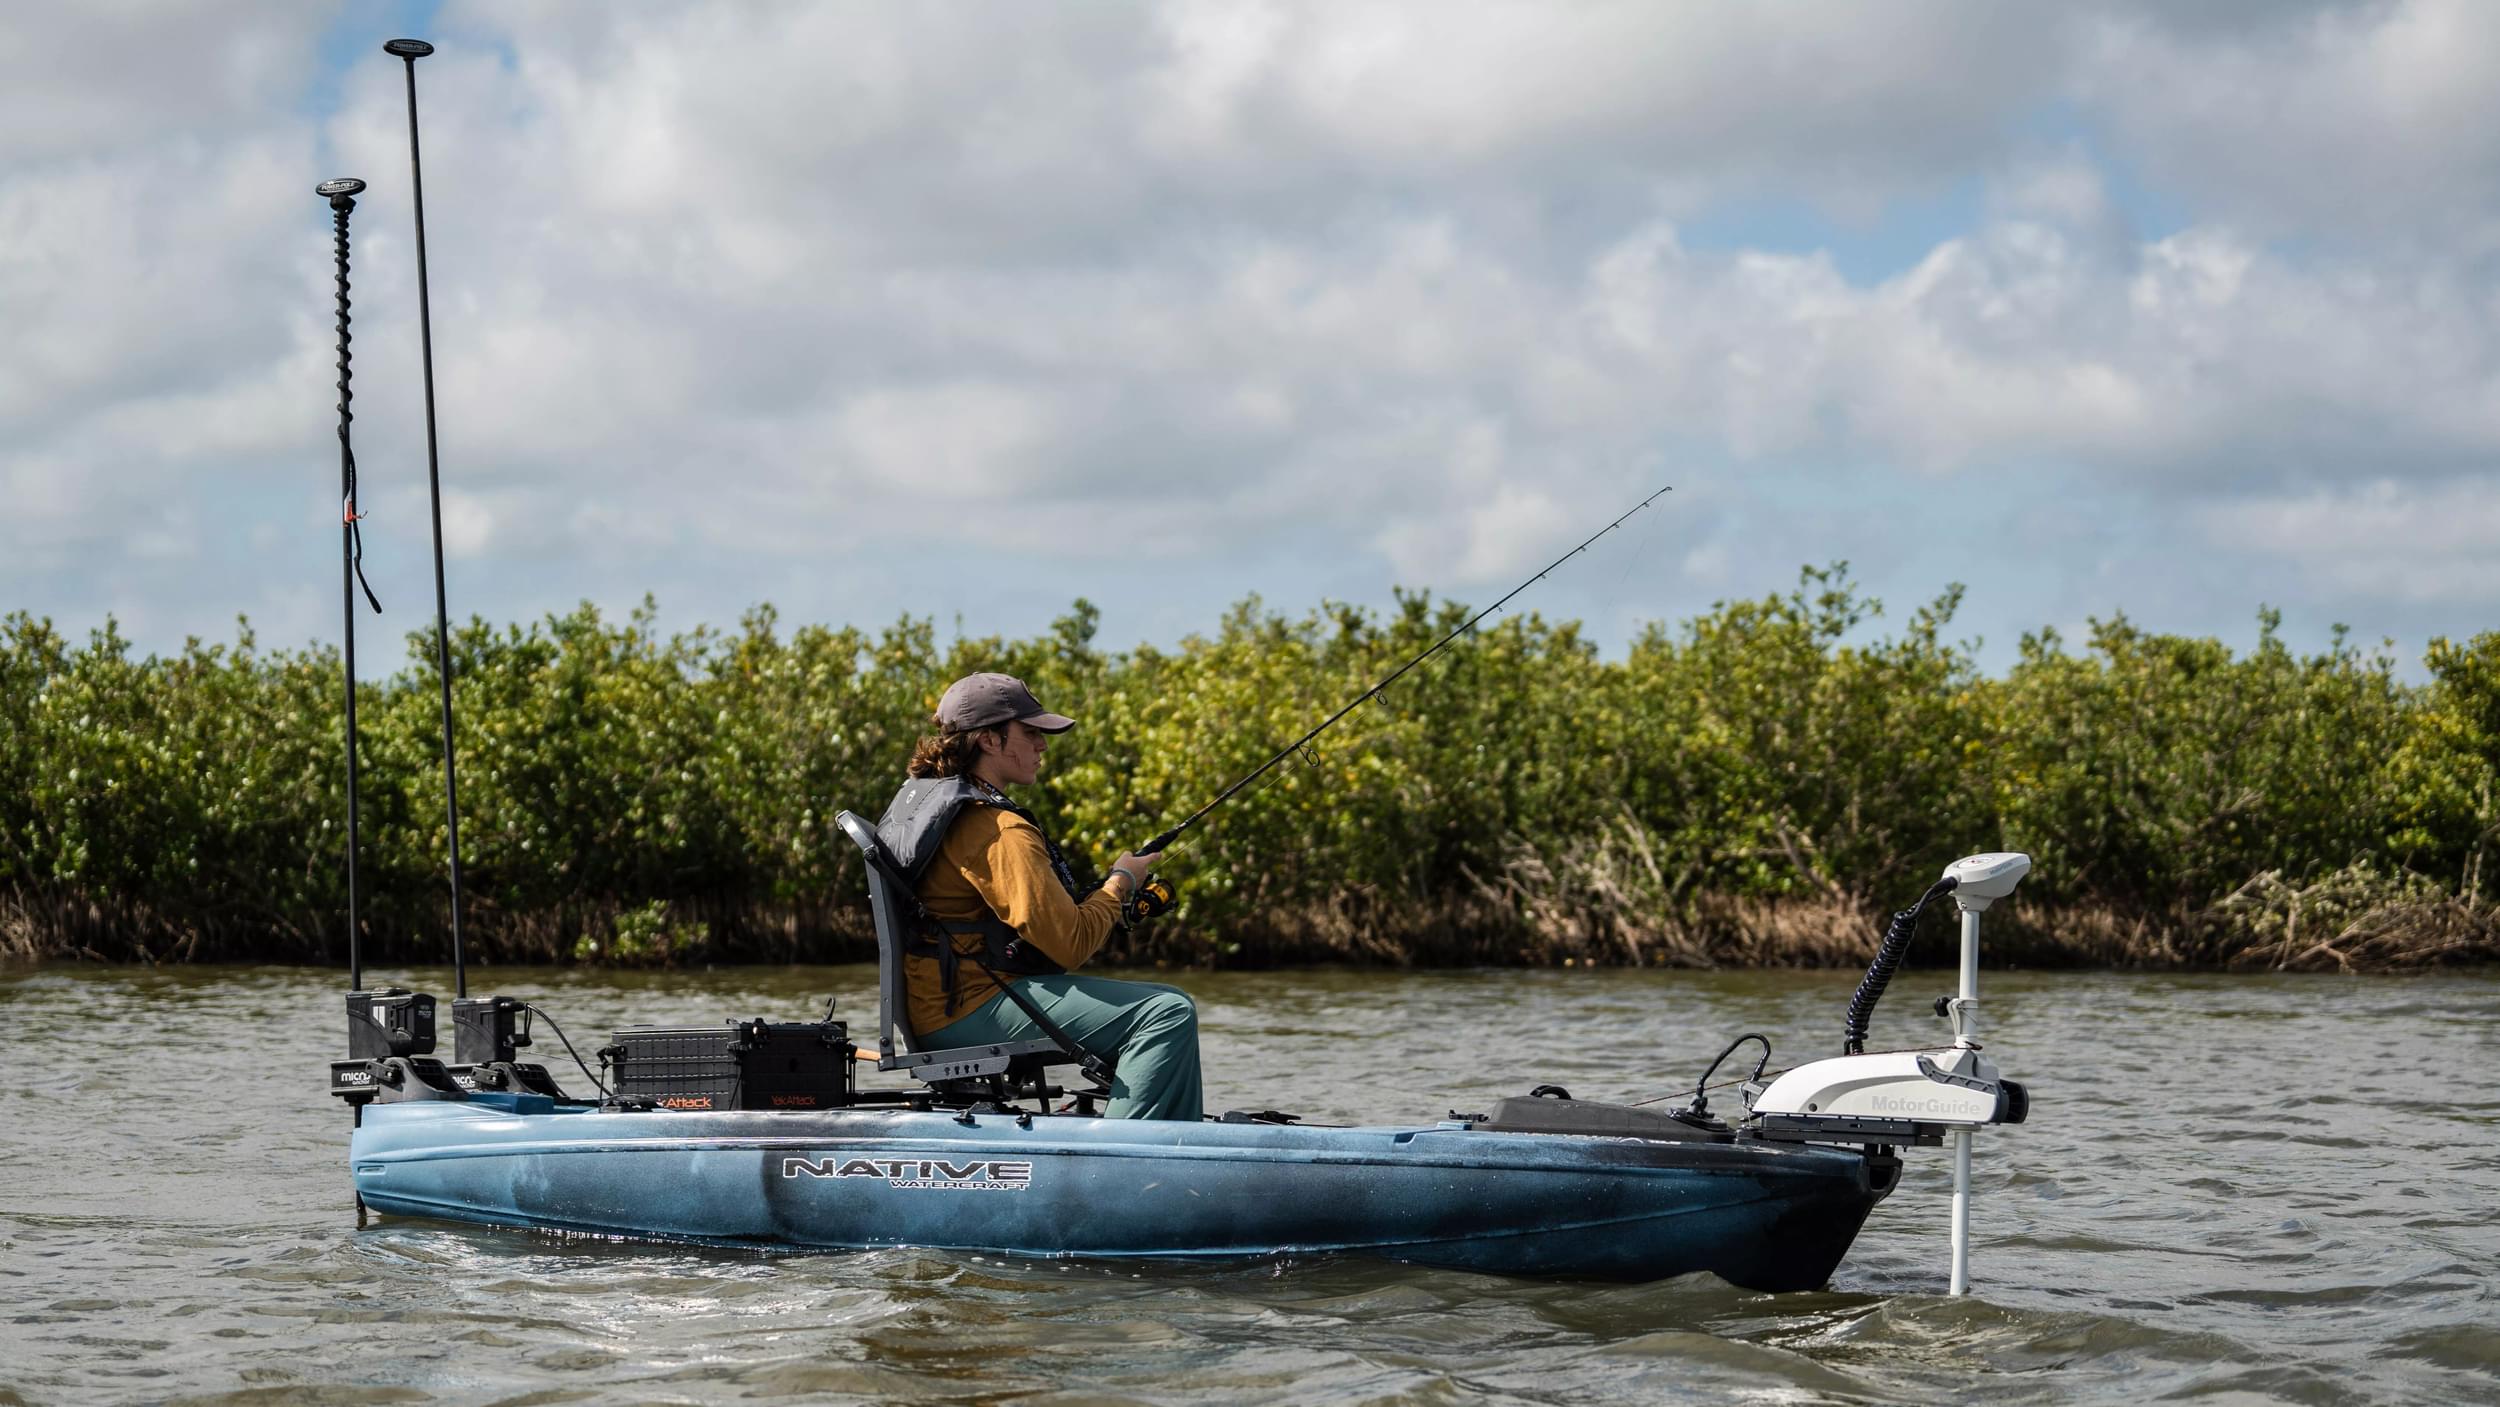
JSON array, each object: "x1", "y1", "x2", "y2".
[
  {"x1": 336, "y1": 851, "x2": 2033, "y2": 1293},
  {"x1": 349, "y1": 1093, "x2": 1893, "y2": 1291}
]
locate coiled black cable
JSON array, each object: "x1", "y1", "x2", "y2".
[
  {"x1": 331, "y1": 198, "x2": 380, "y2": 614},
  {"x1": 1842, "y1": 875, "x2": 1958, "y2": 1054},
  {"x1": 332, "y1": 201, "x2": 351, "y2": 423}
]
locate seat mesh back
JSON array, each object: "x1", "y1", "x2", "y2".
[{"x1": 835, "y1": 811, "x2": 916, "y2": 1053}]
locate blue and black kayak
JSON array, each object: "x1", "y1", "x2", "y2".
[
  {"x1": 349, "y1": 1091, "x2": 1896, "y2": 1292},
  {"x1": 338, "y1": 852, "x2": 2039, "y2": 1291}
]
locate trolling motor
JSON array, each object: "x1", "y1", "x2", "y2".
[{"x1": 1742, "y1": 852, "x2": 2033, "y2": 1295}]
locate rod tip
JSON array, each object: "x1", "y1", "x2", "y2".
[{"x1": 384, "y1": 38, "x2": 435, "y2": 58}]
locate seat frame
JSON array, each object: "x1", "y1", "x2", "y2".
[{"x1": 835, "y1": 810, "x2": 1080, "y2": 1089}]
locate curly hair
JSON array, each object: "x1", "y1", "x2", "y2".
[{"x1": 906, "y1": 720, "x2": 1004, "y2": 778}]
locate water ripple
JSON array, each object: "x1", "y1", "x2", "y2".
[{"x1": 1, "y1": 963, "x2": 2495, "y2": 1405}]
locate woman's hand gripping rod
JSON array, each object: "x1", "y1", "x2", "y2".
[{"x1": 1131, "y1": 484, "x2": 1673, "y2": 863}]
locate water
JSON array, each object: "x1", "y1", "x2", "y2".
[{"x1": 3, "y1": 963, "x2": 2495, "y2": 1405}]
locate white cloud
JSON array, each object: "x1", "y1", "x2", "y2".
[
  {"x1": 2199, "y1": 478, "x2": 2500, "y2": 606},
  {"x1": 437, "y1": 488, "x2": 499, "y2": 560},
  {"x1": 0, "y1": 5, "x2": 314, "y2": 164},
  {"x1": 837, "y1": 383, "x2": 1069, "y2": 497},
  {"x1": 2082, "y1": 0, "x2": 2500, "y2": 247},
  {"x1": 3, "y1": 1, "x2": 2497, "y2": 666}
]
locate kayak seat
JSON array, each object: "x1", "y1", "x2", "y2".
[{"x1": 834, "y1": 809, "x2": 1074, "y2": 1087}]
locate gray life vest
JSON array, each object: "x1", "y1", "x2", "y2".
[{"x1": 875, "y1": 775, "x2": 1078, "y2": 1016}]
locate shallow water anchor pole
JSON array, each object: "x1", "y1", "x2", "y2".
[
  {"x1": 384, "y1": 35, "x2": 470, "y2": 998},
  {"x1": 318, "y1": 176, "x2": 379, "y2": 991},
  {"x1": 1940, "y1": 852, "x2": 2031, "y2": 1296}
]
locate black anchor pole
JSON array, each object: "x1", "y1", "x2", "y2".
[
  {"x1": 318, "y1": 177, "x2": 381, "y2": 991},
  {"x1": 384, "y1": 37, "x2": 469, "y2": 999}
]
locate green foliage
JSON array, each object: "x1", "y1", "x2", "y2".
[
  {"x1": 0, "y1": 575, "x2": 2490, "y2": 968},
  {"x1": 573, "y1": 899, "x2": 709, "y2": 967},
  {"x1": 2388, "y1": 632, "x2": 2500, "y2": 896},
  {"x1": 1616, "y1": 565, "x2": 1987, "y2": 904},
  {"x1": 1983, "y1": 611, "x2": 2420, "y2": 912}
]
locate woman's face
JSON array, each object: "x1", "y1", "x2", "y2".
[{"x1": 981, "y1": 720, "x2": 1049, "y2": 786}]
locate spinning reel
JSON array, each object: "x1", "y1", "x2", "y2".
[{"x1": 1124, "y1": 873, "x2": 1176, "y2": 924}]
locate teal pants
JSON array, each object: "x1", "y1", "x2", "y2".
[{"x1": 924, "y1": 975, "x2": 1203, "y2": 1122}]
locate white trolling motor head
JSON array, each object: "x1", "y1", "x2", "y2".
[
  {"x1": 1943, "y1": 851, "x2": 2030, "y2": 909},
  {"x1": 1740, "y1": 851, "x2": 2033, "y2": 1295}
]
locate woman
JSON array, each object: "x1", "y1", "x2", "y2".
[{"x1": 874, "y1": 671, "x2": 1201, "y2": 1120}]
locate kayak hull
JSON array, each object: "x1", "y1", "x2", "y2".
[{"x1": 350, "y1": 1097, "x2": 1885, "y2": 1290}]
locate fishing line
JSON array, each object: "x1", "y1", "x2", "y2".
[
  {"x1": 1135, "y1": 484, "x2": 1672, "y2": 854},
  {"x1": 1605, "y1": 482, "x2": 1669, "y2": 628}
]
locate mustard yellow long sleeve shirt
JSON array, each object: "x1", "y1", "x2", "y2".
[{"x1": 906, "y1": 804, "x2": 1124, "y2": 1038}]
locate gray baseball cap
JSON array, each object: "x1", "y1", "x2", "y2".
[{"x1": 936, "y1": 672, "x2": 1076, "y2": 733}]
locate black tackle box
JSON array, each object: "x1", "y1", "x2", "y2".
[{"x1": 601, "y1": 1018, "x2": 855, "y2": 1111}]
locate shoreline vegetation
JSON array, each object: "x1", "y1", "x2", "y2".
[{"x1": 4, "y1": 567, "x2": 2493, "y2": 973}]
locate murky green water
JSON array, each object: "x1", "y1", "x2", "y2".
[{"x1": 3, "y1": 962, "x2": 2495, "y2": 1405}]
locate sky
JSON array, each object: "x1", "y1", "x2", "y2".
[{"x1": 4, "y1": 1, "x2": 2497, "y2": 678}]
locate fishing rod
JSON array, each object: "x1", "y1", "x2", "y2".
[
  {"x1": 384, "y1": 36, "x2": 470, "y2": 999},
  {"x1": 318, "y1": 177, "x2": 384, "y2": 990},
  {"x1": 1133, "y1": 483, "x2": 1672, "y2": 858}
]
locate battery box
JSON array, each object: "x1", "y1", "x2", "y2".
[{"x1": 600, "y1": 1018, "x2": 855, "y2": 1111}]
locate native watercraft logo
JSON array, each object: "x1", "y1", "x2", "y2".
[{"x1": 781, "y1": 1155, "x2": 1033, "y2": 1191}]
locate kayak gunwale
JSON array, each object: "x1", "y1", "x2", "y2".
[{"x1": 352, "y1": 1103, "x2": 1872, "y2": 1181}]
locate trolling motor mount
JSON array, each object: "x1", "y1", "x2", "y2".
[
  {"x1": 443, "y1": 995, "x2": 567, "y2": 1095},
  {"x1": 452, "y1": 994, "x2": 528, "y2": 1064},
  {"x1": 346, "y1": 988, "x2": 435, "y2": 1059},
  {"x1": 331, "y1": 989, "x2": 439, "y2": 1104}
]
